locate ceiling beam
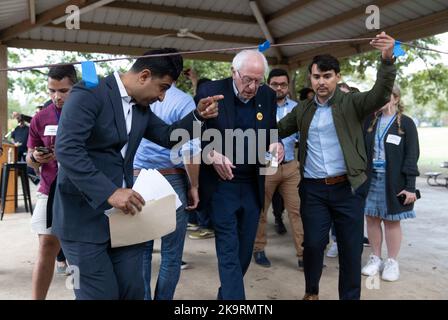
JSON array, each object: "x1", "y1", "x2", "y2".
[
  {"x1": 278, "y1": 0, "x2": 402, "y2": 44},
  {"x1": 287, "y1": 9, "x2": 448, "y2": 67},
  {"x1": 266, "y1": 0, "x2": 315, "y2": 23},
  {"x1": 49, "y1": 22, "x2": 264, "y2": 45},
  {"x1": 0, "y1": 0, "x2": 96, "y2": 43},
  {"x1": 249, "y1": 0, "x2": 283, "y2": 61},
  {"x1": 5, "y1": 39, "x2": 277, "y2": 64},
  {"x1": 104, "y1": 1, "x2": 257, "y2": 26},
  {"x1": 28, "y1": 0, "x2": 36, "y2": 25}
]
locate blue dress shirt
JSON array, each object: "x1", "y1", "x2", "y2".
[
  {"x1": 304, "y1": 96, "x2": 347, "y2": 178},
  {"x1": 133, "y1": 85, "x2": 201, "y2": 170}
]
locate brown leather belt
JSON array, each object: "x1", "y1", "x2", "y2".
[
  {"x1": 133, "y1": 168, "x2": 186, "y2": 177},
  {"x1": 304, "y1": 174, "x2": 348, "y2": 185}
]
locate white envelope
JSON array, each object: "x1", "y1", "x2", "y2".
[{"x1": 108, "y1": 194, "x2": 176, "y2": 248}]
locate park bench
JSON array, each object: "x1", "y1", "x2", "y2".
[
  {"x1": 424, "y1": 162, "x2": 448, "y2": 188},
  {"x1": 424, "y1": 172, "x2": 442, "y2": 186}
]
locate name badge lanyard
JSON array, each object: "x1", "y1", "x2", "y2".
[
  {"x1": 51, "y1": 106, "x2": 61, "y2": 147},
  {"x1": 376, "y1": 114, "x2": 397, "y2": 160}
]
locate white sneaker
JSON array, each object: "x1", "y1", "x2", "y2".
[
  {"x1": 326, "y1": 242, "x2": 338, "y2": 258},
  {"x1": 362, "y1": 254, "x2": 383, "y2": 276},
  {"x1": 382, "y1": 258, "x2": 400, "y2": 282}
]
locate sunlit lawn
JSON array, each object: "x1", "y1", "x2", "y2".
[{"x1": 418, "y1": 127, "x2": 448, "y2": 173}]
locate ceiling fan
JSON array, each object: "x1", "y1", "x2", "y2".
[{"x1": 153, "y1": 28, "x2": 205, "y2": 41}]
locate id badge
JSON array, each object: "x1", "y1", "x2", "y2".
[{"x1": 372, "y1": 159, "x2": 386, "y2": 172}]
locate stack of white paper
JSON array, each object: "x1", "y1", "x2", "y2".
[
  {"x1": 108, "y1": 169, "x2": 180, "y2": 248},
  {"x1": 132, "y1": 168, "x2": 182, "y2": 209}
]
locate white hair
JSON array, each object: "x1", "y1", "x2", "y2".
[{"x1": 232, "y1": 50, "x2": 269, "y2": 76}]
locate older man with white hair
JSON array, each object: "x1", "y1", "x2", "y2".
[{"x1": 193, "y1": 50, "x2": 284, "y2": 299}]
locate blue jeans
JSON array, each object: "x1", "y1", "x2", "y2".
[
  {"x1": 138, "y1": 173, "x2": 188, "y2": 300},
  {"x1": 188, "y1": 207, "x2": 212, "y2": 229}
]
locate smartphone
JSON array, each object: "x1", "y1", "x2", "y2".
[
  {"x1": 397, "y1": 190, "x2": 421, "y2": 205},
  {"x1": 36, "y1": 146, "x2": 52, "y2": 154}
]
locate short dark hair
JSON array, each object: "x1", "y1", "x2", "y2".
[
  {"x1": 267, "y1": 68, "x2": 289, "y2": 84},
  {"x1": 131, "y1": 48, "x2": 183, "y2": 81},
  {"x1": 48, "y1": 65, "x2": 78, "y2": 84},
  {"x1": 308, "y1": 54, "x2": 340, "y2": 74},
  {"x1": 299, "y1": 87, "x2": 314, "y2": 101}
]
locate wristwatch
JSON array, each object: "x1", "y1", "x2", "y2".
[{"x1": 193, "y1": 109, "x2": 205, "y2": 122}]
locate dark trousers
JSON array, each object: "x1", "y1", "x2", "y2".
[
  {"x1": 299, "y1": 179, "x2": 365, "y2": 300},
  {"x1": 188, "y1": 207, "x2": 213, "y2": 229},
  {"x1": 60, "y1": 239, "x2": 145, "y2": 300},
  {"x1": 56, "y1": 249, "x2": 66, "y2": 263},
  {"x1": 272, "y1": 189, "x2": 284, "y2": 219},
  {"x1": 210, "y1": 180, "x2": 260, "y2": 300}
]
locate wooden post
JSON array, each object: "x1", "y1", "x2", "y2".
[
  {"x1": 0, "y1": 45, "x2": 7, "y2": 138},
  {"x1": 0, "y1": 143, "x2": 18, "y2": 214}
]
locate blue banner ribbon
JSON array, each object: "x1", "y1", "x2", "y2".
[
  {"x1": 81, "y1": 61, "x2": 99, "y2": 88},
  {"x1": 393, "y1": 40, "x2": 406, "y2": 57},
  {"x1": 258, "y1": 40, "x2": 271, "y2": 53}
]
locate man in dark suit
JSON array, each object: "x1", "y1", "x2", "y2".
[
  {"x1": 194, "y1": 50, "x2": 284, "y2": 300},
  {"x1": 53, "y1": 48, "x2": 222, "y2": 300}
]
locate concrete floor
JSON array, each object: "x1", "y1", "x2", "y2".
[{"x1": 0, "y1": 177, "x2": 447, "y2": 300}]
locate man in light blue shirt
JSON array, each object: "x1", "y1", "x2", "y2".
[
  {"x1": 277, "y1": 32, "x2": 396, "y2": 299},
  {"x1": 253, "y1": 69, "x2": 304, "y2": 271},
  {"x1": 133, "y1": 84, "x2": 201, "y2": 300},
  {"x1": 304, "y1": 96, "x2": 347, "y2": 179}
]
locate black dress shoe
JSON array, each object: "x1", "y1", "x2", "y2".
[
  {"x1": 274, "y1": 218, "x2": 287, "y2": 235},
  {"x1": 254, "y1": 251, "x2": 271, "y2": 267},
  {"x1": 298, "y1": 259, "x2": 304, "y2": 271},
  {"x1": 363, "y1": 236, "x2": 370, "y2": 247}
]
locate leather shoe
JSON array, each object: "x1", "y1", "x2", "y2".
[
  {"x1": 253, "y1": 251, "x2": 271, "y2": 267},
  {"x1": 303, "y1": 293, "x2": 319, "y2": 300},
  {"x1": 298, "y1": 259, "x2": 304, "y2": 271},
  {"x1": 274, "y1": 218, "x2": 287, "y2": 235}
]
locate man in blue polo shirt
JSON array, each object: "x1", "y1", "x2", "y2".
[{"x1": 133, "y1": 84, "x2": 201, "y2": 300}]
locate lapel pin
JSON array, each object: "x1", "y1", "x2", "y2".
[{"x1": 256, "y1": 112, "x2": 263, "y2": 121}]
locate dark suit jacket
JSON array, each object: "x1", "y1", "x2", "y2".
[
  {"x1": 53, "y1": 75, "x2": 199, "y2": 243},
  {"x1": 195, "y1": 78, "x2": 277, "y2": 211}
]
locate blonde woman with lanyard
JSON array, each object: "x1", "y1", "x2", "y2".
[{"x1": 362, "y1": 85, "x2": 419, "y2": 282}]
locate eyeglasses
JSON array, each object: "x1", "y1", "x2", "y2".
[
  {"x1": 269, "y1": 82, "x2": 288, "y2": 89},
  {"x1": 236, "y1": 70, "x2": 264, "y2": 87}
]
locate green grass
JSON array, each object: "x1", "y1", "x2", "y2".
[{"x1": 417, "y1": 127, "x2": 448, "y2": 173}]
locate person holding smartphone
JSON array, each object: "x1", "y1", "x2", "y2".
[
  {"x1": 362, "y1": 85, "x2": 420, "y2": 282},
  {"x1": 27, "y1": 65, "x2": 77, "y2": 299}
]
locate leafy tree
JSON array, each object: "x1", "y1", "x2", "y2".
[
  {"x1": 293, "y1": 36, "x2": 448, "y2": 125},
  {"x1": 6, "y1": 35, "x2": 447, "y2": 125},
  {"x1": 176, "y1": 59, "x2": 231, "y2": 95}
]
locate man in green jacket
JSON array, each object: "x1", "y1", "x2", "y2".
[{"x1": 278, "y1": 31, "x2": 397, "y2": 300}]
